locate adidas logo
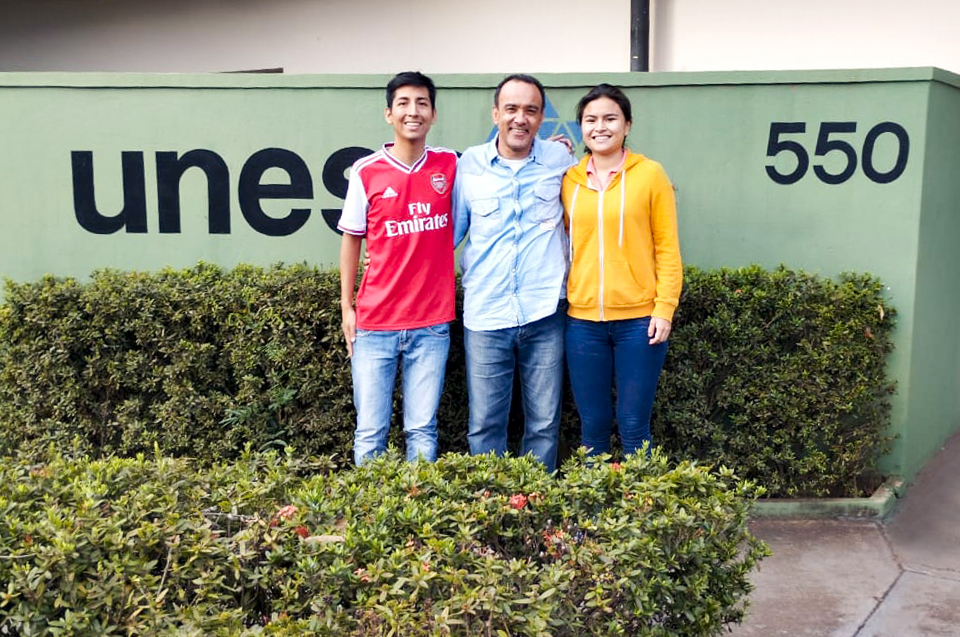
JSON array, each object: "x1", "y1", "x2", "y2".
[{"x1": 382, "y1": 186, "x2": 399, "y2": 199}]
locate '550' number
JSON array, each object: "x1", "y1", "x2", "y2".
[{"x1": 765, "y1": 121, "x2": 909, "y2": 185}]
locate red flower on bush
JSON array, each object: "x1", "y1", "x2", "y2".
[
  {"x1": 294, "y1": 525, "x2": 310, "y2": 538},
  {"x1": 271, "y1": 504, "x2": 299, "y2": 527},
  {"x1": 611, "y1": 462, "x2": 622, "y2": 472},
  {"x1": 275, "y1": 505, "x2": 298, "y2": 520},
  {"x1": 509, "y1": 494, "x2": 528, "y2": 509}
]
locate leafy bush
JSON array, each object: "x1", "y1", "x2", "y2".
[
  {"x1": 0, "y1": 263, "x2": 895, "y2": 497},
  {"x1": 0, "y1": 448, "x2": 767, "y2": 636},
  {"x1": 654, "y1": 266, "x2": 895, "y2": 497},
  {"x1": 0, "y1": 264, "x2": 358, "y2": 463}
]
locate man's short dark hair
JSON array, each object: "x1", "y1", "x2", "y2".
[
  {"x1": 386, "y1": 71, "x2": 436, "y2": 109},
  {"x1": 493, "y1": 74, "x2": 546, "y2": 109}
]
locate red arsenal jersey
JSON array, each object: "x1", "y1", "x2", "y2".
[{"x1": 338, "y1": 144, "x2": 457, "y2": 330}]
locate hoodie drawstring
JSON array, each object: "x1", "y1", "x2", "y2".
[
  {"x1": 569, "y1": 184, "x2": 580, "y2": 264},
  {"x1": 618, "y1": 169, "x2": 626, "y2": 248}
]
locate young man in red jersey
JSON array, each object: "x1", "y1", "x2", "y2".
[{"x1": 339, "y1": 71, "x2": 457, "y2": 465}]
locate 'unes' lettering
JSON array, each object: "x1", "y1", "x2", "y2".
[{"x1": 70, "y1": 146, "x2": 372, "y2": 236}]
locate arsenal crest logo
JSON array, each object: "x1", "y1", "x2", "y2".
[{"x1": 431, "y1": 173, "x2": 449, "y2": 195}]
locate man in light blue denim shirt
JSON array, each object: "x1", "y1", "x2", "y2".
[{"x1": 452, "y1": 74, "x2": 575, "y2": 473}]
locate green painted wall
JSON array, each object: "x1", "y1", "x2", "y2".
[
  {"x1": 904, "y1": 77, "x2": 960, "y2": 477},
  {"x1": 0, "y1": 68, "x2": 957, "y2": 482}
]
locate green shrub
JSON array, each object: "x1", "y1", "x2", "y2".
[
  {"x1": 0, "y1": 262, "x2": 895, "y2": 497},
  {"x1": 654, "y1": 266, "x2": 895, "y2": 497},
  {"x1": 0, "y1": 448, "x2": 767, "y2": 636},
  {"x1": 0, "y1": 264, "x2": 357, "y2": 463}
]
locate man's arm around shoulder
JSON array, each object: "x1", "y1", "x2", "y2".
[{"x1": 542, "y1": 137, "x2": 578, "y2": 169}]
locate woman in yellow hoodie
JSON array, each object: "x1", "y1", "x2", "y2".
[{"x1": 561, "y1": 84, "x2": 682, "y2": 457}]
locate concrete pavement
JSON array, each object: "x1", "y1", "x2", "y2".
[{"x1": 729, "y1": 428, "x2": 960, "y2": 637}]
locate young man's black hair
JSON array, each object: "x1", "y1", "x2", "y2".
[{"x1": 386, "y1": 71, "x2": 437, "y2": 109}]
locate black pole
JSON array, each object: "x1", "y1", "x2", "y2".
[{"x1": 631, "y1": 0, "x2": 650, "y2": 72}]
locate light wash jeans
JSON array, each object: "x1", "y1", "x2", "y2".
[
  {"x1": 351, "y1": 323, "x2": 450, "y2": 465},
  {"x1": 565, "y1": 315, "x2": 668, "y2": 456},
  {"x1": 464, "y1": 307, "x2": 564, "y2": 472}
]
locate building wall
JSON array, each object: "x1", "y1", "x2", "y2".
[
  {"x1": 652, "y1": 0, "x2": 960, "y2": 74},
  {"x1": 3, "y1": 0, "x2": 960, "y2": 76},
  {"x1": 0, "y1": 0, "x2": 631, "y2": 73},
  {"x1": 905, "y1": 78, "x2": 960, "y2": 475},
  {"x1": 2, "y1": 68, "x2": 957, "y2": 483},
  {"x1": 2, "y1": 3, "x2": 959, "y2": 487}
]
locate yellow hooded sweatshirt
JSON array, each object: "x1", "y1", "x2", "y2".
[{"x1": 561, "y1": 151, "x2": 682, "y2": 322}]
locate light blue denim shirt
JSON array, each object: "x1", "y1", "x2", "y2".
[{"x1": 453, "y1": 136, "x2": 575, "y2": 331}]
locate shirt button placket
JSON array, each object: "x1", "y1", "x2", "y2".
[{"x1": 511, "y1": 179, "x2": 522, "y2": 324}]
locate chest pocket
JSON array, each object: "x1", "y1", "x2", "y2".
[
  {"x1": 469, "y1": 197, "x2": 500, "y2": 239},
  {"x1": 535, "y1": 179, "x2": 562, "y2": 223}
]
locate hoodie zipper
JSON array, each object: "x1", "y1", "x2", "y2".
[{"x1": 596, "y1": 188, "x2": 605, "y2": 322}]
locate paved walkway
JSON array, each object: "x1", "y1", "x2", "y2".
[{"x1": 729, "y1": 428, "x2": 960, "y2": 637}]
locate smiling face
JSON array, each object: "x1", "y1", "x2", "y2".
[
  {"x1": 385, "y1": 85, "x2": 436, "y2": 145},
  {"x1": 492, "y1": 79, "x2": 545, "y2": 159},
  {"x1": 580, "y1": 96, "x2": 632, "y2": 159}
]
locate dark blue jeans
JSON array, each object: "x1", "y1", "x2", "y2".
[
  {"x1": 464, "y1": 308, "x2": 565, "y2": 472},
  {"x1": 565, "y1": 316, "x2": 668, "y2": 456}
]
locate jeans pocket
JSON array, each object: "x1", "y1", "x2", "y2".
[{"x1": 423, "y1": 322, "x2": 451, "y2": 338}]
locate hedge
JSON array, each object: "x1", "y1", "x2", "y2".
[
  {"x1": 0, "y1": 447, "x2": 767, "y2": 636},
  {"x1": 0, "y1": 262, "x2": 895, "y2": 497},
  {"x1": 655, "y1": 266, "x2": 895, "y2": 497}
]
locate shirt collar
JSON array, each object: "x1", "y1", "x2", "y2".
[
  {"x1": 586, "y1": 149, "x2": 628, "y2": 189},
  {"x1": 382, "y1": 142, "x2": 427, "y2": 171}
]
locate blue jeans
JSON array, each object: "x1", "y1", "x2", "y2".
[
  {"x1": 351, "y1": 323, "x2": 450, "y2": 465},
  {"x1": 565, "y1": 316, "x2": 668, "y2": 457},
  {"x1": 464, "y1": 308, "x2": 564, "y2": 472}
]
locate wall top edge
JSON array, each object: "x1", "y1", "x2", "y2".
[{"x1": 0, "y1": 67, "x2": 957, "y2": 90}]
